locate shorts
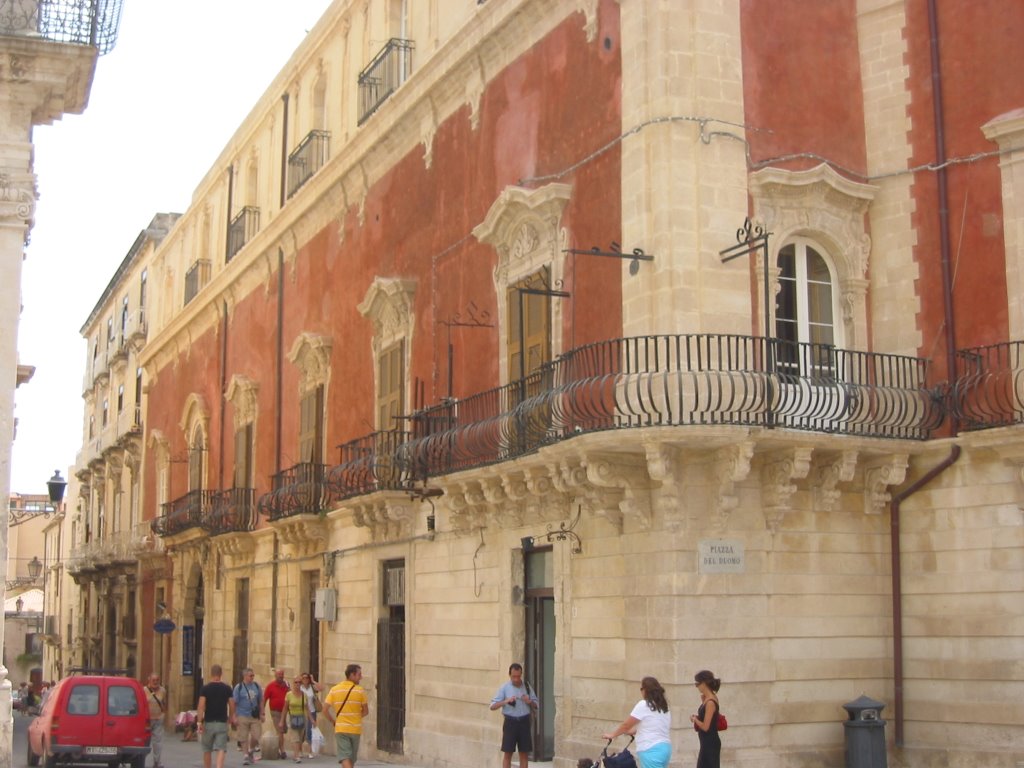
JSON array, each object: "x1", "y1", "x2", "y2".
[
  {"x1": 270, "y1": 709, "x2": 286, "y2": 733},
  {"x1": 501, "y1": 714, "x2": 532, "y2": 754},
  {"x1": 236, "y1": 714, "x2": 262, "y2": 746},
  {"x1": 335, "y1": 732, "x2": 361, "y2": 763},
  {"x1": 200, "y1": 720, "x2": 229, "y2": 753}
]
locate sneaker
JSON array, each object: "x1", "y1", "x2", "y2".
[
  {"x1": 242, "y1": 759, "x2": 250, "y2": 766},
  {"x1": 294, "y1": 759, "x2": 302, "y2": 764}
]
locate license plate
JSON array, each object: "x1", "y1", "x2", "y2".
[{"x1": 84, "y1": 746, "x2": 118, "y2": 755}]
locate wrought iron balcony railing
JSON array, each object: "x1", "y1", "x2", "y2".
[
  {"x1": 204, "y1": 488, "x2": 258, "y2": 536},
  {"x1": 152, "y1": 489, "x2": 215, "y2": 537},
  {"x1": 0, "y1": 0, "x2": 123, "y2": 54},
  {"x1": 184, "y1": 259, "x2": 210, "y2": 306},
  {"x1": 227, "y1": 206, "x2": 260, "y2": 261},
  {"x1": 287, "y1": 130, "x2": 330, "y2": 200},
  {"x1": 357, "y1": 38, "x2": 414, "y2": 125},
  {"x1": 396, "y1": 334, "x2": 942, "y2": 476},
  {"x1": 327, "y1": 430, "x2": 413, "y2": 501},
  {"x1": 953, "y1": 341, "x2": 1024, "y2": 430},
  {"x1": 257, "y1": 462, "x2": 331, "y2": 521}
]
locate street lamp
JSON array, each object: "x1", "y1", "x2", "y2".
[
  {"x1": 47, "y1": 470, "x2": 67, "y2": 506},
  {"x1": 27, "y1": 556, "x2": 42, "y2": 581}
]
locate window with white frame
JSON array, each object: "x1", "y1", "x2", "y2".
[{"x1": 775, "y1": 237, "x2": 841, "y2": 376}]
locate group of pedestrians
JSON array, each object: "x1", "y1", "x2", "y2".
[
  {"x1": 492, "y1": 664, "x2": 724, "y2": 768},
  {"x1": 145, "y1": 663, "x2": 368, "y2": 768}
]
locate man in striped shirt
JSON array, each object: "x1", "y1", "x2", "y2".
[{"x1": 324, "y1": 664, "x2": 369, "y2": 768}]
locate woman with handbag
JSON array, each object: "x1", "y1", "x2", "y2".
[
  {"x1": 299, "y1": 672, "x2": 323, "y2": 757},
  {"x1": 689, "y1": 670, "x2": 722, "y2": 768},
  {"x1": 602, "y1": 676, "x2": 672, "y2": 768},
  {"x1": 280, "y1": 677, "x2": 312, "y2": 764}
]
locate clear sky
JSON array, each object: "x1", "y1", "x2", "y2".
[{"x1": 12, "y1": 0, "x2": 332, "y2": 494}]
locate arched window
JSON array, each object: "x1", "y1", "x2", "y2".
[{"x1": 775, "y1": 237, "x2": 840, "y2": 375}]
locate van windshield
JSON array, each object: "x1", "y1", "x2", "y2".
[
  {"x1": 107, "y1": 685, "x2": 139, "y2": 716},
  {"x1": 67, "y1": 685, "x2": 99, "y2": 715}
]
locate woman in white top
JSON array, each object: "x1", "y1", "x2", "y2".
[{"x1": 602, "y1": 676, "x2": 672, "y2": 768}]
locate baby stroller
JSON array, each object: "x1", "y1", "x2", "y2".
[{"x1": 579, "y1": 734, "x2": 636, "y2": 768}]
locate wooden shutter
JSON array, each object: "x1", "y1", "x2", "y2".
[
  {"x1": 234, "y1": 424, "x2": 253, "y2": 488},
  {"x1": 299, "y1": 385, "x2": 324, "y2": 463},
  {"x1": 378, "y1": 342, "x2": 405, "y2": 430}
]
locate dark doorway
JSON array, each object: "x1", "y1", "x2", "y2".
[
  {"x1": 525, "y1": 547, "x2": 555, "y2": 760},
  {"x1": 306, "y1": 571, "x2": 321, "y2": 679},
  {"x1": 376, "y1": 559, "x2": 405, "y2": 753}
]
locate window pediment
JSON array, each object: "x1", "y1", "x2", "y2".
[{"x1": 287, "y1": 332, "x2": 333, "y2": 392}]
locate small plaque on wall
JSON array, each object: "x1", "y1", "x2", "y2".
[{"x1": 698, "y1": 539, "x2": 745, "y2": 573}]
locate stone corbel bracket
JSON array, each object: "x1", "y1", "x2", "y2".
[
  {"x1": 713, "y1": 442, "x2": 755, "y2": 527},
  {"x1": 449, "y1": 480, "x2": 492, "y2": 533},
  {"x1": 274, "y1": 517, "x2": 327, "y2": 557},
  {"x1": 644, "y1": 443, "x2": 686, "y2": 529},
  {"x1": 213, "y1": 533, "x2": 255, "y2": 563},
  {"x1": 582, "y1": 452, "x2": 651, "y2": 531},
  {"x1": 352, "y1": 497, "x2": 417, "y2": 542},
  {"x1": 864, "y1": 454, "x2": 909, "y2": 516},
  {"x1": 762, "y1": 447, "x2": 814, "y2": 530},
  {"x1": 814, "y1": 450, "x2": 859, "y2": 512}
]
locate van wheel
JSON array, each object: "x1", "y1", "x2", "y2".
[
  {"x1": 42, "y1": 746, "x2": 57, "y2": 768},
  {"x1": 25, "y1": 738, "x2": 39, "y2": 767},
  {"x1": 130, "y1": 756, "x2": 147, "y2": 768}
]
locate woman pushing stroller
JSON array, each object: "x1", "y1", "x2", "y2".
[{"x1": 601, "y1": 676, "x2": 672, "y2": 768}]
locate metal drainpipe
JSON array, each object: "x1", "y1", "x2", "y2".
[
  {"x1": 888, "y1": 0, "x2": 962, "y2": 746},
  {"x1": 271, "y1": 247, "x2": 285, "y2": 666}
]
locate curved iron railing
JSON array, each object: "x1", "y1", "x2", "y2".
[
  {"x1": 328, "y1": 430, "x2": 413, "y2": 501},
  {"x1": 953, "y1": 341, "x2": 1024, "y2": 430},
  {"x1": 204, "y1": 488, "x2": 258, "y2": 536},
  {"x1": 0, "y1": 0, "x2": 123, "y2": 54},
  {"x1": 256, "y1": 462, "x2": 331, "y2": 521},
  {"x1": 152, "y1": 489, "x2": 215, "y2": 537},
  {"x1": 401, "y1": 334, "x2": 941, "y2": 475}
]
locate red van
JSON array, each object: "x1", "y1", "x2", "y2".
[{"x1": 27, "y1": 672, "x2": 151, "y2": 767}]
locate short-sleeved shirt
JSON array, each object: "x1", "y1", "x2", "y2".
[
  {"x1": 200, "y1": 681, "x2": 233, "y2": 723},
  {"x1": 490, "y1": 681, "x2": 538, "y2": 718},
  {"x1": 233, "y1": 682, "x2": 262, "y2": 718},
  {"x1": 630, "y1": 698, "x2": 671, "y2": 753},
  {"x1": 324, "y1": 681, "x2": 367, "y2": 735},
  {"x1": 145, "y1": 685, "x2": 166, "y2": 720},
  {"x1": 264, "y1": 679, "x2": 289, "y2": 711}
]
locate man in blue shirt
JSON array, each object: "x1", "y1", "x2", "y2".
[
  {"x1": 232, "y1": 667, "x2": 263, "y2": 765},
  {"x1": 489, "y1": 663, "x2": 539, "y2": 768}
]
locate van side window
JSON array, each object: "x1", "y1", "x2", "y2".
[
  {"x1": 68, "y1": 685, "x2": 100, "y2": 715},
  {"x1": 107, "y1": 685, "x2": 139, "y2": 716}
]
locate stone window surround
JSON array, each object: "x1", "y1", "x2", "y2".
[
  {"x1": 749, "y1": 164, "x2": 877, "y2": 352},
  {"x1": 179, "y1": 393, "x2": 210, "y2": 489},
  {"x1": 472, "y1": 183, "x2": 573, "y2": 385},
  {"x1": 358, "y1": 277, "x2": 417, "y2": 430}
]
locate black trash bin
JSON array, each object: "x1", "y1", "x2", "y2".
[{"x1": 843, "y1": 695, "x2": 887, "y2": 768}]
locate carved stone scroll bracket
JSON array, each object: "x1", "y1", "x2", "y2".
[
  {"x1": 713, "y1": 442, "x2": 755, "y2": 528},
  {"x1": 352, "y1": 497, "x2": 416, "y2": 542},
  {"x1": 274, "y1": 517, "x2": 327, "y2": 558},
  {"x1": 212, "y1": 533, "x2": 255, "y2": 563},
  {"x1": 582, "y1": 453, "x2": 651, "y2": 530},
  {"x1": 814, "y1": 450, "x2": 859, "y2": 512},
  {"x1": 863, "y1": 454, "x2": 909, "y2": 516},
  {"x1": 644, "y1": 443, "x2": 685, "y2": 530},
  {"x1": 420, "y1": 98, "x2": 438, "y2": 169},
  {"x1": 761, "y1": 447, "x2": 813, "y2": 531},
  {"x1": 552, "y1": 457, "x2": 588, "y2": 495}
]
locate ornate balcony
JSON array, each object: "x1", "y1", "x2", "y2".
[
  {"x1": 953, "y1": 341, "x2": 1024, "y2": 430},
  {"x1": 287, "y1": 131, "x2": 330, "y2": 200},
  {"x1": 327, "y1": 430, "x2": 413, "y2": 501},
  {"x1": 399, "y1": 334, "x2": 942, "y2": 476},
  {"x1": 0, "y1": 0, "x2": 123, "y2": 53},
  {"x1": 204, "y1": 488, "x2": 258, "y2": 536},
  {"x1": 257, "y1": 462, "x2": 331, "y2": 521},
  {"x1": 357, "y1": 38, "x2": 414, "y2": 125},
  {"x1": 152, "y1": 489, "x2": 215, "y2": 537},
  {"x1": 227, "y1": 206, "x2": 260, "y2": 261}
]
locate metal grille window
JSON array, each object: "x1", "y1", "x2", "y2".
[
  {"x1": 287, "y1": 130, "x2": 330, "y2": 200},
  {"x1": 358, "y1": 38, "x2": 414, "y2": 125}
]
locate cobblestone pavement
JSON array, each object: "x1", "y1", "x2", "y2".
[{"x1": 12, "y1": 713, "x2": 426, "y2": 768}]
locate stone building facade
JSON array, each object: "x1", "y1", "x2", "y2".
[{"x1": 67, "y1": 1, "x2": 1024, "y2": 767}]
